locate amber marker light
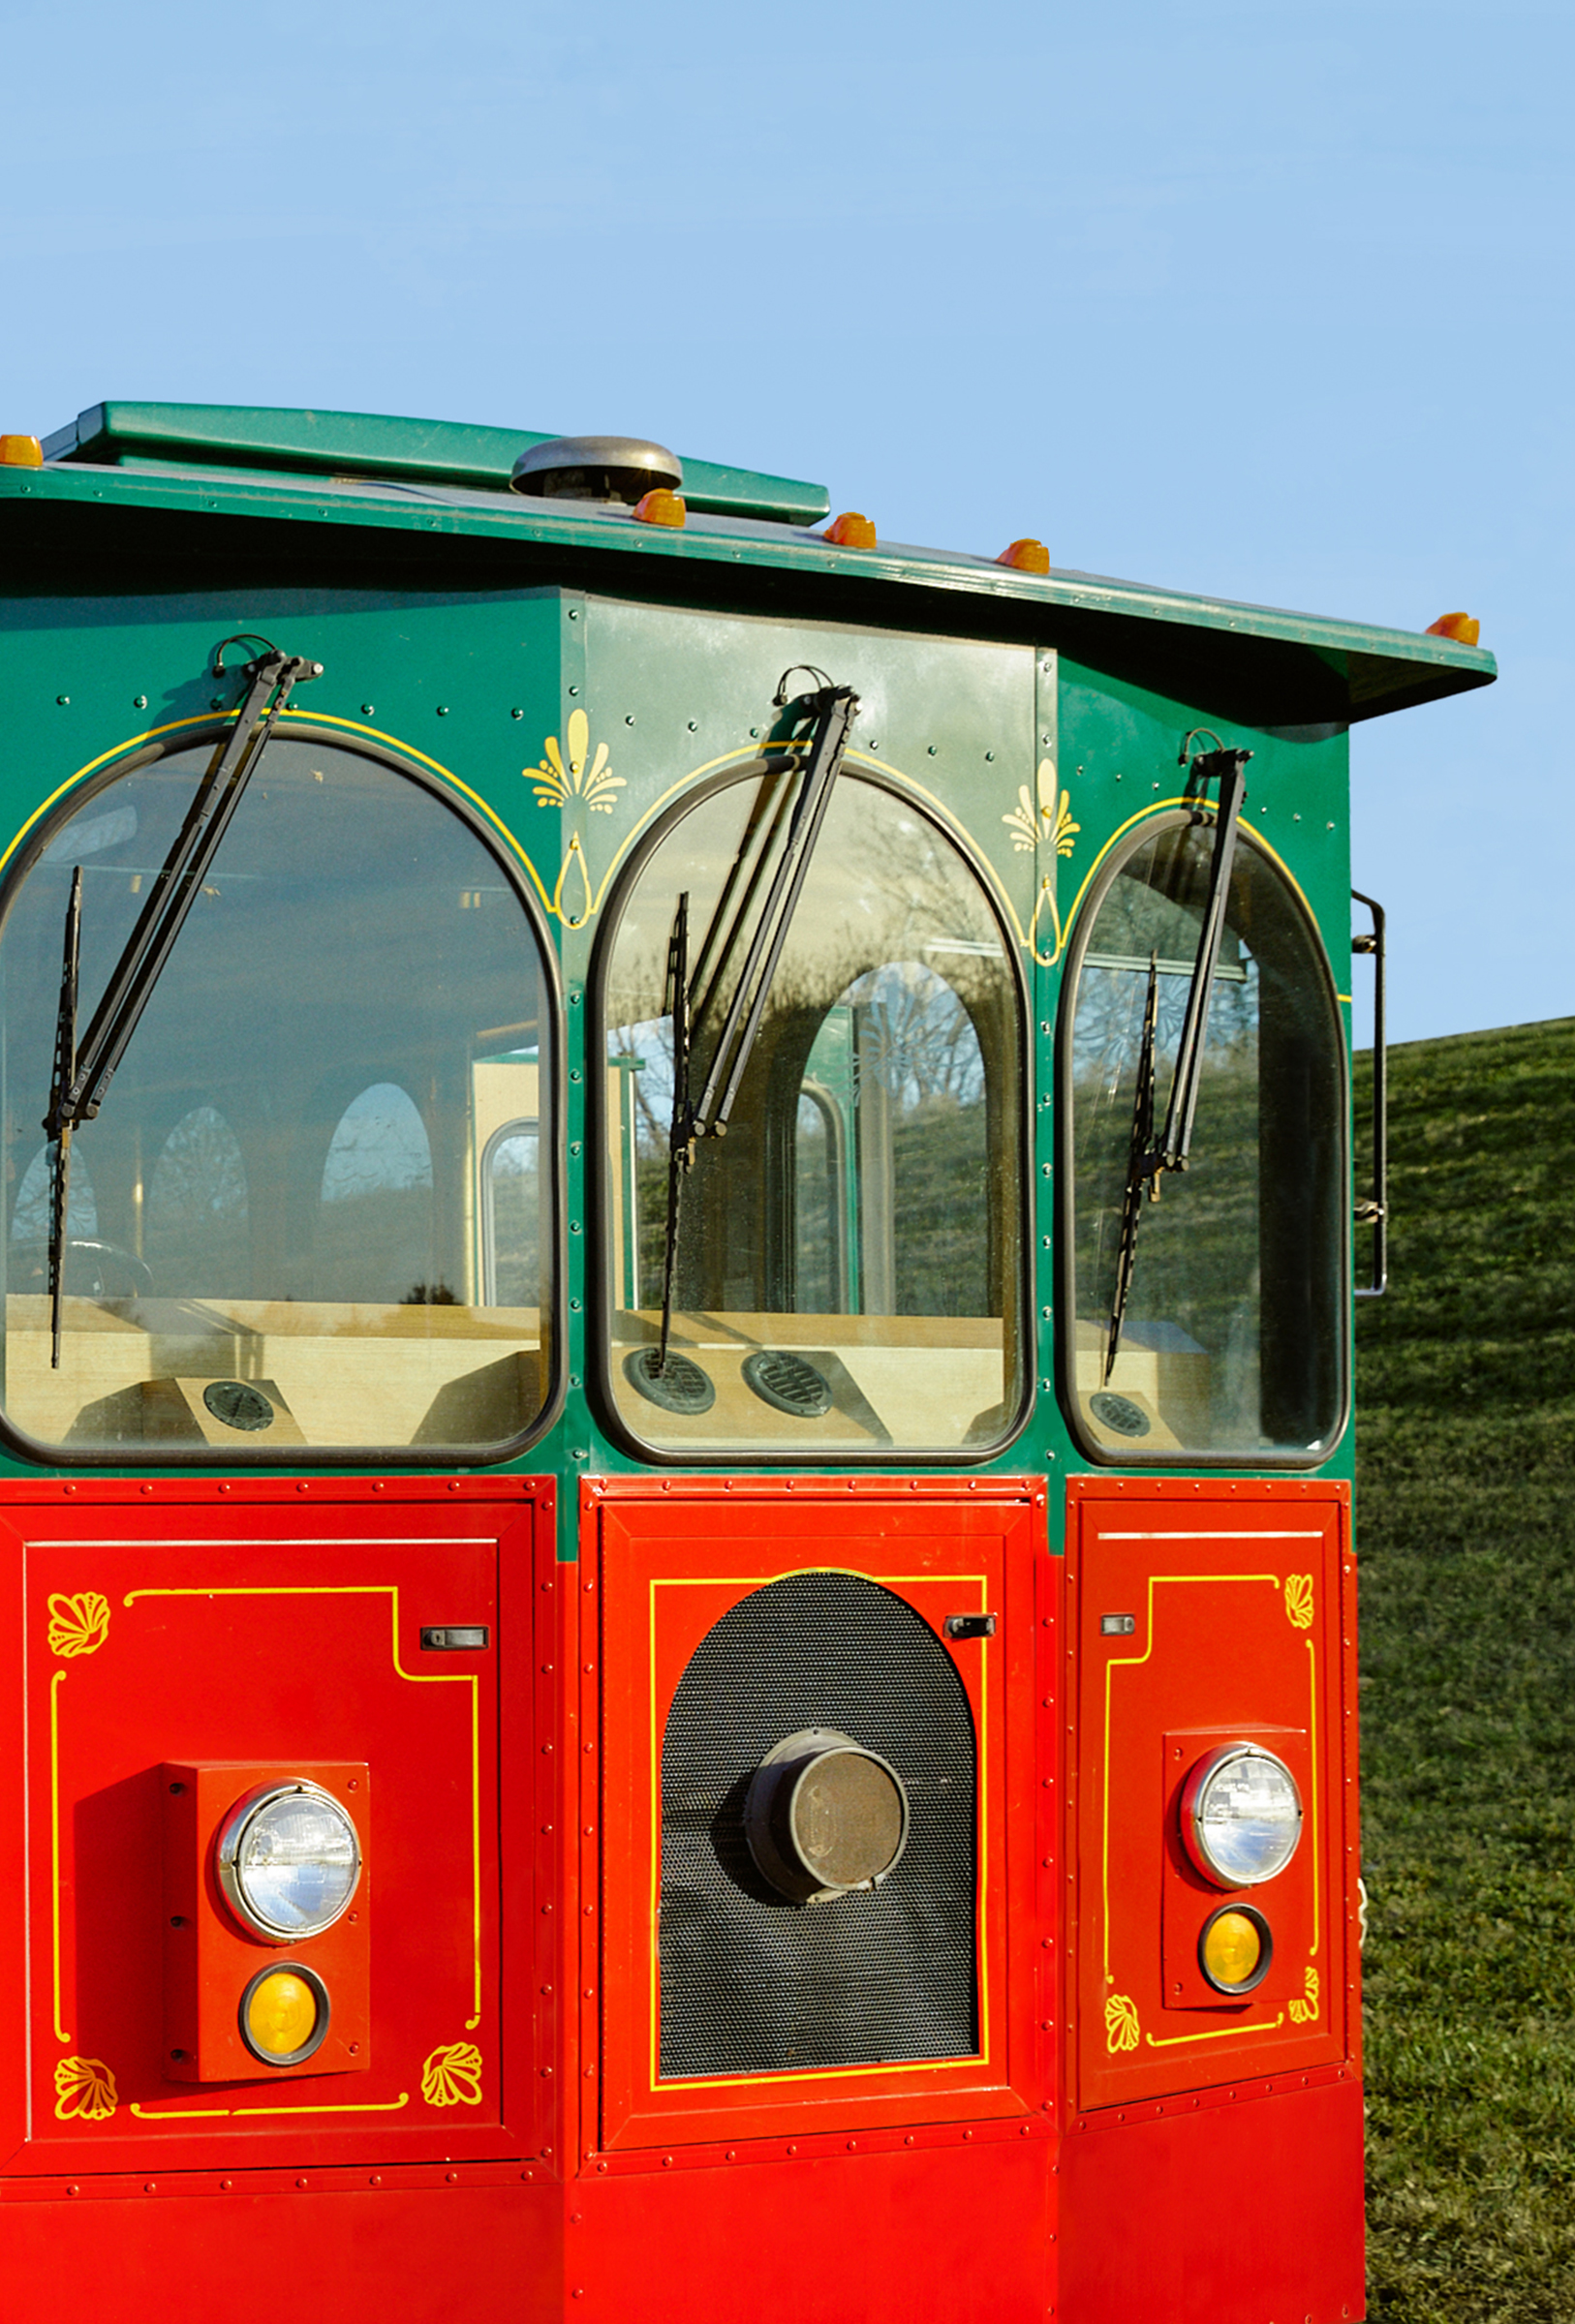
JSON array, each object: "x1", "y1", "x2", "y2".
[
  {"x1": 0, "y1": 435, "x2": 43, "y2": 469},
  {"x1": 997, "y1": 537, "x2": 1050, "y2": 574},
  {"x1": 239, "y1": 1964, "x2": 330, "y2": 2066},
  {"x1": 1199, "y1": 1905, "x2": 1272, "y2": 1996},
  {"x1": 823, "y1": 511, "x2": 878, "y2": 548},
  {"x1": 1426, "y1": 611, "x2": 1481, "y2": 645},
  {"x1": 633, "y1": 488, "x2": 686, "y2": 528}
]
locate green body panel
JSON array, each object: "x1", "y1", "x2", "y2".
[{"x1": 0, "y1": 410, "x2": 1487, "y2": 1521}]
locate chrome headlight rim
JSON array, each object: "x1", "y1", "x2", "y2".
[
  {"x1": 217, "y1": 1778, "x2": 363, "y2": 1942},
  {"x1": 1180, "y1": 1740, "x2": 1303, "y2": 1889}
]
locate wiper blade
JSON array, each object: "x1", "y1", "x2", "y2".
[
  {"x1": 44, "y1": 868, "x2": 82, "y2": 1369},
  {"x1": 1103, "y1": 951, "x2": 1159, "y2": 1385},
  {"x1": 40, "y1": 637, "x2": 320, "y2": 1369},
  {"x1": 651, "y1": 671, "x2": 859, "y2": 1372},
  {"x1": 46, "y1": 638, "x2": 321, "y2": 1146},
  {"x1": 1100, "y1": 743, "x2": 1251, "y2": 1387},
  {"x1": 656, "y1": 891, "x2": 692, "y2": 1373}
]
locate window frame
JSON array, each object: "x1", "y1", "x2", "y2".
[
  {"x1": 0, "y1": 720, "x2": 566, "y2": 1471},
  {"x1": 1055, "y1": 811, "x2": 1350, "y2": 1472},
  {"x1": 588, "y1": 758, "x2": 1035, "y2": 1468}
]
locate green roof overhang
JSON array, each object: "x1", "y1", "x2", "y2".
[{"x1": 8, "y1": 401, "x2": 1497, "y2": 729}]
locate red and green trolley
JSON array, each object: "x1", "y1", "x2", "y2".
[{"x1": 0, "y1": 403, "x2": 1493, "y2": 2321}]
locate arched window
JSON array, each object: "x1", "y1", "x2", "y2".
[
  {"x1": 601, "y1": 767, "x2": 1025, "y2": 1453},
  {"x1": 1062, "y1": 815, "x2": 1344, "y2": 1461},
  {"x1": 0, "y1": 735, "x2": 554, "y2": 1454}
]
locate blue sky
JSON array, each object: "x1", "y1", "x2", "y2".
[{"x1": 3, "y1": 0, "x2": 1566, "y2": 1044}]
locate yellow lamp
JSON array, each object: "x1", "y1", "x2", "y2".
[
  {"x1": 1199, "y1": 1907, "x2": 1269, "y2": 1994},
  {"x1": 633, "y1": 488, "x2": 686, "y2": 528},
  {"x1": 0, "y1": 435, "x2": 43, "y2": 469},
  {"x1": 241, "y1": 1966, "x2": 327, "y2": 2064},
  {"x1": 997, "y1": 537, "x2": 1050, "y2": 574},
  {"x1": 823, "y1": 511, "x2": 877, "y2": 549}
]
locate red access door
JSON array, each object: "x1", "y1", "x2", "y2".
[{"x1": 0, "y1": 1482, "x2": 543, "y2": 2181}]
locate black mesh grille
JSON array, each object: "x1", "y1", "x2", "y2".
[{"x1": 659, "y1": 1571, "x2": 977, "y2": 2079}]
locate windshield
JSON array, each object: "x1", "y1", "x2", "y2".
[
  {"x1": 602, "y1": 767, "x2": 1025, "y2": 1453},
  {"x1": 1063, "y1": 817, "x2": 1344, "y2": 1460},
  {"x1": 0, "y1": 737, "x2": 554, "y2": 1454}
]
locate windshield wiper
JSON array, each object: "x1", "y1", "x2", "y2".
[
  {"x1": 652, "y1": 671, "x2": 859, "y2": 1372},
  {"x1": 42, "y1": 636, "x2": 321, "y2": 1364},
  {"x1": 1103, "y1": 951, "x2": 1158, "y2": 1385},
  {"x1": 1101, "y1": 742, "x2": 1251, "y2": 1384}
]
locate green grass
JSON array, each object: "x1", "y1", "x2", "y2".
[{"x1": 1356, "y1": 1017, "x2": 1575, "y2": 2321}]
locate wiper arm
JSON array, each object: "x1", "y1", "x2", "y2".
[
  {"x1": 1153, "y1": 745, "x2": 1251, "y2": 1172},
  {"x1": 652, "y1": 672, "x2": 859, "y2": 1371},
  {"x1": 688, "y1": 675, "x2": 859, "y2": 1140},
  {"x1": 1100, "y1": 744, "x2": 1250, "y2": 1386},
  {"x1": 41, "y1": 637, "x2": 321, "y2": 1366}
]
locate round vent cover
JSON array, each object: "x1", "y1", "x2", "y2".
[
  {"x1": 742, "y1": 1349, "x2": 833, "y2": 1419},
  {"x1": 509, "y1": 435, "x2": 683, "y2": 505},
  {"x1": 624, "y1": 1346, "x2": 715, "y2": 1415},
  {"x1": 1090, "y1": 1390, "x2": 1150, "y2": 1438}
]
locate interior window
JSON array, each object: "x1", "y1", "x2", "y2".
[
  {"x1": 1063, "y1": 816, "x2": 1344, "y2": 1460},
  {"x1": 0, "y1": 736, "x2": 554, "y2": 1453},
  {"x1": 601, "y1": 767, "x2": 1025, "y2": 1453}
]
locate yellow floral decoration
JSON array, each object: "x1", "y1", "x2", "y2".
[
  {"x1": 1104, "y1": 1993, "x2": 1140, "y2": 2054},
  {"x1": 1283, "y1": 1574, "x2": 1314, "y2": 1631},
  {"x1": 54, "y1": 2056, "x2": 117, "y2": 2122},
  {"x1": 47, "y1": 1591, "x2": 110, "y2": 1659},
  {"x1": 1004, "y1": 759, "x2": 1079, "y2": 858},
  {"x1": 1288, "y1": 1967, "x2": 1321, "y2": 2025},
  {"x1": 528, "y1": 710, "x2": 625, "y2": 814},
  {"x1": 421, "y1": 2040, "x2": 484, "y2": 2107}
]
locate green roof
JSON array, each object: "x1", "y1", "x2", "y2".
[{"x1": 42, "y1": 400, "x2": 831, "y2": 528}]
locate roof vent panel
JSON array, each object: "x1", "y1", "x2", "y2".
[{"x1": 510, "y1": 434, "x2": 682, "y2": 505}]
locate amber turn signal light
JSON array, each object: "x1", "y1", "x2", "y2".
[
  {"x1": 1198, "y1": 1904, "x2": 1273, "y2": 1996},
  {"x1": 1426, "y1": 611, "x2": 1480, "y2": 646},
  {"x1": 0, "y1": 435, "x2": 43, "y2": 469},
  {"x1": 823, "y1": 511, "x2": 877, "y2": 549},
  {"x1": 633, "y1": 488, "x2": 686, "y2": 528},
  {"x1": 997, "y1": 538, "x2": 1050, "y2": 574}
]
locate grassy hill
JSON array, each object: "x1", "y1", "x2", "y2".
[{"x1": 1355, "y1": 1016, "x2": 1575, "y2": 2321}]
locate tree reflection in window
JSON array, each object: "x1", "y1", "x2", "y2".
[
  {"x1": 147, "y1": 1106, "x2": 248, "y2": 1295},
  {"x1": 317, "y1": 1083, "x2": 438, "y2": 1305}
]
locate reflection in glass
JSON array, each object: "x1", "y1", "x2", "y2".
[
  {"x1": 0, "y1": 738, "x2": 553, "y2": 1452},
  {"x1": 603, "y1": 768, "x2": 1023, "y2": 1452},
  {"x1": 1065, "y1": 818, "x2": 1343, "y2": 1459}
]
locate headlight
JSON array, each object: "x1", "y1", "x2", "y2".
[
  {"x1": 1181, "y1": 1743, "x2": 1302, "y2": 1887},
  {"x1": 218, "y1": 1780, "x2": 362, "y2": 1941}
]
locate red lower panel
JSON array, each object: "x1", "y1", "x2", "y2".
[
  {"x1": 0, "y1": 2144, "x2": 1053, "y2": 2324},
  {"x1": 1061, "y1": 2078, "x2": 1365, "y2": 2324}
]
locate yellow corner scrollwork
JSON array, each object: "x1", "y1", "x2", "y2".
[
  {"x1": 48, "y1": 1592, "x2": 109, "y2": 1659},
  {"x1": 1104, "y1": 1992, "x2": 1141, "y2": 2054},
  {"x1": 421, "y1": 2040, "x2": 484, "y2": 2107},
  {"x1": 54, "y1": 2056, "x2": 117, "y2": 2122},
  {"x1": 1288, "y1": 1966, "x2": 1321, "y2": 2024},
  {"x1": 1284, "y1": 1574, "x2": 1314, "y2": 1630},
  {"x1": 528, "y1": 709, "x2": 625, "y2": 815},
  {"x1": 1009, "y1": 760, "x2": 1080, "y2": 966}
]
